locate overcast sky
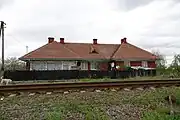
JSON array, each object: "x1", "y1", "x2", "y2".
[{"x1": 0, "y1": 0, "x2": 180, "y2": 64}]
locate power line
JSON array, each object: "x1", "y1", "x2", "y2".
[
  {"x1": 6, "y1": 34, "x2": 26, "y2": 46},
  {"x1": 5, "y1": 34, "x2": 29, "y2": 55}
]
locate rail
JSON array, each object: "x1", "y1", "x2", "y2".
[{"x1": 0, "y1": 79, "x2": 180, "y2": 93}]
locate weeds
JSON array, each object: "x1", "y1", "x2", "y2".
[
  {"x1": 142, "y1": 111, "x2": 180, "y2": 120},
  {"x1": 44, "y1": 103, "x2": 109, "y2": 120},
  {"x1": 2, "y1": 87, "x2": 180, "y2": 120},
  {"x1": 45, "y1": 111, "x2": 63, "y2": 120}
]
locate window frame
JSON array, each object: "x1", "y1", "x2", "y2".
[{"x1": 90, "y1": 62, "x2": 98, "y2": 70}]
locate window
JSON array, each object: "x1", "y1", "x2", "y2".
[
  {"x1": 62, "y1": 61, "x2": 69, "y2": 70},
  {"x1": 32, "y1": 62, "x2": 47, "y2": 70},
  {"x1": 45, "y1": 61, "x2": 63, "y2": 70},
  {"x1": 81, "y1": 62, "x2": 88, "y2": 70},
  {"x1": 54, "y1": 62, "x2": 62, "y2": 70},
  {"x1": 90, "y1": 62, "x2": 98, "y2": 70},
  {"x1": 124, "y1": 61, "x2": 130, "y2": 67},
  {"x1": 47, "y1": 63, "x2": 55, "y2": 70},
  {"x1": 63, "y1": 64, "x2": 69, "y2": 70},
  {"x1": 52, "y1": 61, "x2": 62, "y2": 70},
  {"x1": 142, "y1": 61, "x2": 148, "y2": 67}
]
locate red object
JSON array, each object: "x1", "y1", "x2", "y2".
[
  {"x1": 99, "y1": 62, "x2": 108, "y2": 71},
  {"x1": 112, "y1": 41, "x2": 156, "y2": 60},
  {"x1": 121, "y1": 37, "x2": 127, "y2": 44},
  {"x1": 88, "y1": 62, "x2": 90, "y2": 70},
  {"x1": 130, "y1": 61, "x2": 142, "y2": 66},
  {"x1": 20, "y1": 37, "x2": 157, "y2": 63},
  {"x1": 148, "y1": 61, "x2": 156, "y2": 68},
  {"x1": 60, "y1": 38, "x2": 64, "y2": 44},
  {"x1": 48, "y1": 37, "x2": 54, "y2": 43},
  {"x1": 93, "y1": 39, "x2": 97, "y2": 44},
  {"x1": 121, "y1": 39, "x2": 124, "y2": 44}
]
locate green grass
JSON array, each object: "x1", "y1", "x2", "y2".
[
  {"x1": 79, "y1": 77, "x2": 112, "y2": 82},
  {"x1": 45, "y1": 103, "x2": 109, "y2": 120},
  {"x1": 46, "y1": 111, "x2": 63, "y2": 120},
  {"x1": 13, "y1": 76, "x2": 176, "y2": 85},
  {"x1": 1, "y1": 87, "x2": 180, "y2": 119},
  {"x1": 142, "y1": 111, "x2": 180, "y2": 120},
  {"x1": 79, "y1": 75, "x2": 178, "y2": 83},
  {"x1": 122, "y1": 87, "x2": 180, "y2": 107}
]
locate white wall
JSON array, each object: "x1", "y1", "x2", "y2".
[
  {"x1": 30, "y1": 61, "x2": 88, "y2": 70},
  {"x1": 80, "y1": 61, "x2": 88, "y2": 70}
]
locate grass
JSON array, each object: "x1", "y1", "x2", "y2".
[
  {"x1": 79, "y1": 76, "x2": 172, "y2": 82},
  {"x1": 46, "y1": 111, "x2": 63, "y2": 120},
  {"x1": 44, "y1": 103, "x2": 109, "y2": 120},
  {"x1": 1, "y1": 87, "x2": 180, "y2": 119},
  {"x1": 142, "y1": 111, "x2": 180, "y2": 120},
  {"x1": 12, "y1": 76, "x2": 176, "y2": 85}
]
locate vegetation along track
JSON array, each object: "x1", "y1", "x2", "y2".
[{"x1": 1, "y1": 79, "x2": 180, "y2": 94}]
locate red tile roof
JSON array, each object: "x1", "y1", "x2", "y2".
[
  {"x1": 112, "y1": 42, "x2": 156, "y2": 60},
  {"x1": 19, "y1": 38, "x2": 157, "y2": 61}
]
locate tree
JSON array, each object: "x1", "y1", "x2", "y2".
[
  {"x1": 152, "y1": 50, "x2": 167, "y2": 75},
  {"x1": 0, "y1": 57, "x2": 26, "y2": 71},
  {"x1": 170, "y1": 54, "x2": 180, "y2": 77},
  {"x1": 152, "y1": 50, "x2": 166, "y2": 68}
]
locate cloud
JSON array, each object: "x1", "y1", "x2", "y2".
[
  {"x1": 0, "y1": 0, "x2": 14, "y2": 9},
  {"x1": 0, "y1": 0, "x2": 180, "y2": 65},
  {"x1": 115, "y1": 0, "x2": 154, "y2": 11}
]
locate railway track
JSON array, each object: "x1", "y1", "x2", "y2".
[{"x1": 0, "y1": 79, "x2": 180, "y2": 94}]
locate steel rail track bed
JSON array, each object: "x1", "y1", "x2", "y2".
[{"x1": 1, "y1": 79, "x2": 180, "y2": 93}]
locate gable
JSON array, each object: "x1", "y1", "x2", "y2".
[{"x1": 112, "y1": 42, "x2": 156, "y2": 60}]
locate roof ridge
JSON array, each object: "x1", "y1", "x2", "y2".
[
  {"x1": 127, "y1": 43, "x2": 155, "y2": 56},
  {"x1": 111, "y1": 42, "x2": 156, "y2": 60},
  {"x1": 62, "y1": 44, "x2": 82, "y2": 58},
  {"x1": 110, "y1": 44, "x2": 122, "y2": 59},
  {"x1": 65, "y1": 42, "x2": 120, "y2": 45}
]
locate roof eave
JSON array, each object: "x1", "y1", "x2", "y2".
[
  {"x1": 19, "y1": 57, "x2": 110, "y2": 62},
  {"x1": 112, "y1": 58, "x2": 157, "y2": 61}
]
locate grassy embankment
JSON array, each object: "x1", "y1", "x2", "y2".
[
  {"x1": 1, "y1": 85, "x2": 180, "y2": 120},
  {"x1": 13, "y1": 76, "x2": 174, "y2": 85}
]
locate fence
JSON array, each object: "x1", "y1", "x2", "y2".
[{"x1": 3, "y1": 69, "x2": 156, "y2": 81}]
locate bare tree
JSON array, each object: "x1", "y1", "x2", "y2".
[
  {"x1": 152, "y1": 50, "x2": 167, "y2": 75},
  {"x1": 0, "y1": 57, "x2": 26, "y2": 71},
  {"x1": 152, "y1": 50, "x2": 166, "y2": 68}
]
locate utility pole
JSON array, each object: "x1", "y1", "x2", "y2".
[{"x1": 0, "y1": 21, "x2": 6, "y2": 75}]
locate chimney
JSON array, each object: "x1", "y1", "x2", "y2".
[
  {"x1": 121, "y1": 37, "x2": 127, "y2": 44},
  {"x1": 48, "y1": 37, "x2": 54, "y2": 43},
  {"x1": 60, "y1": 38, "x2": 64, "y2": 44},
  {"x1": 121, "y1": 39, "x2": 124, "y2": 44},
  {"x1": 93, "y1": 39, "x2": 97, "y2": 44},
  {"x1": 123, "y1": 37, "x2": 127, "y2": 43}
]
